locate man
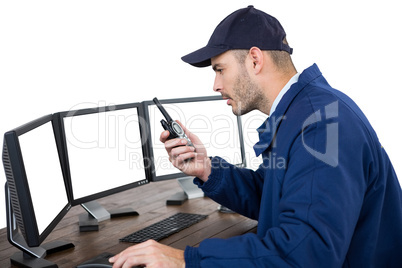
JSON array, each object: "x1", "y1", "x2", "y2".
[{"x1": 110, "y1": 6, "x2": 402, "y2": 267}]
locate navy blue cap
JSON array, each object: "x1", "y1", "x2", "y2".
[{"x1": 181, "y1": 5, "x2": 293, "y2": 67}]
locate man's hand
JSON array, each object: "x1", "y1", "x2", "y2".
[
  {"x1": 160, "y1": 120, "x2": 211, "y2": 182},
  {"x1": 109, "y1": 240, "x2": 185, "y2": 268}
]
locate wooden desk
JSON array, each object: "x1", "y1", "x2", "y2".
[{"x1": 0, "y1": 180, "x2": 258, "y2": 267}]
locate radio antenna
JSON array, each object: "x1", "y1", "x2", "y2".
[{"x1": 153, "y1": 98, "x2": 173, "y2": 122}]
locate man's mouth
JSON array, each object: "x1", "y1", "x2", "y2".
[{"x1": 222, "y1": 95, "x2": 232, "y2": 105}]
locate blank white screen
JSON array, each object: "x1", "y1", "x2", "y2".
[
  {"x1": 63, "y1": 107, "x2": 146, "y2": 200},
  {"x1": 148, "y1": 99, "x2": 243, "y2": 177},
  {"x1": 19, "y1": 122, "x2": 68, "y2": 235}
]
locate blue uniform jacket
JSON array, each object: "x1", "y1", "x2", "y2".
[{"x1": 184, "y1": 64, "x2": 402, "y2": 267}]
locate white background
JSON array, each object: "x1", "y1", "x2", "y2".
[{"x1": 1, "y1": 0, "x2": 401, "y2": 229}]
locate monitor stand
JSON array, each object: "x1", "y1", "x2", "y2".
[
  {"x1": 166, "y1": 191, "x2": 188, "y2": 205},
  {"x1": 79, "y1": 200, "x2": 139, "y2": 231},
  {"x1": 5, "y1": 183, "x2": 74, "y2": 268},
  {"x1": 10, "y1": 241, "x2": 75, "y2": 268},
  {"x1": 166, "y1": 177, "x2": 204, "y2": 205},
  {"x1": 81, "y1": 200, "x2": 111, "y2": 222}
]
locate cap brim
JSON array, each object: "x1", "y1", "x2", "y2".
[{"x1": 181, "y1": 46, "x2": 229, "y2": 68}]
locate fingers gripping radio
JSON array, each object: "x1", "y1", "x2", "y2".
[{"x1": 153, "y1": 98, "x2": 195, "y2": 148}]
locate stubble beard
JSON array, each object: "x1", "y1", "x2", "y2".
[{"x1": 231, "y1": 69, "x2": 267, "y2": 116}]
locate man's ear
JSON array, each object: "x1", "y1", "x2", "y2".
[{"x1": 249, "y1": 47, "x2": 264, "y2": 74}]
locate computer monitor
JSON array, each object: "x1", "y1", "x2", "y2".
[
  {"x1": 3, "y1": 114, "x2": 73, "y2": 264},
  {"x1": 56, "y1": 102, "x2": 149, "y2": 221},
  {"x1": 142, "y1": 96, "x2": 246, "y2": 183}
]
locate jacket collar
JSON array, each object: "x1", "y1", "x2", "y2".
[{"x1": 253, "y1": 63, "x2": 322, "y2": 156}]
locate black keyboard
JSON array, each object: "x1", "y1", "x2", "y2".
[{"x1": 119, "y1": 212, "x2": 207, "y2": 243}]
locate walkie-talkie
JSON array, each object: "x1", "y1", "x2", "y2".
[{"x1": 153, "y1": 97, "x2": 194, "y2": 148}]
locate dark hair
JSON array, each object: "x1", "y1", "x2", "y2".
[
  {"x1": 232, "y1": 49, "x2": 249, "y2": 65},
  {"x1": 232, "y1": 38, "x2": 295, "y2": 72}
]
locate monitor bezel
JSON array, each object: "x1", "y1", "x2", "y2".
[
  {"x1": 55, "y1": 102, "x2": 150, "y2": 206},
  {"x1": 142, "y1": 95, "x2": 246, "y2": 182},
  {"x1": 2, "y1": 114, "x2": 71, "y2": 248}
]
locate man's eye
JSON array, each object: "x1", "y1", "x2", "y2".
[{"x1": 216, "y1": 69, "x2": 223, "y2": 74}]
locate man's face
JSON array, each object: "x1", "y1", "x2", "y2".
[{"x1": 211, "y1": 50, "x2": 265, "y2": 116}]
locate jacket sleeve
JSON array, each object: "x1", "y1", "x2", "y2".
[
  {"x1": 194, "y1": 156, "x2": 265, "y2": 220},
  {"x1": 186, "y1": 110, "x2": 370, "y2": 268}
]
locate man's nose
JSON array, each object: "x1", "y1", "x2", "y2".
[{"x1": 213, "y1": 74, "x2": 222, "y2": 92}]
